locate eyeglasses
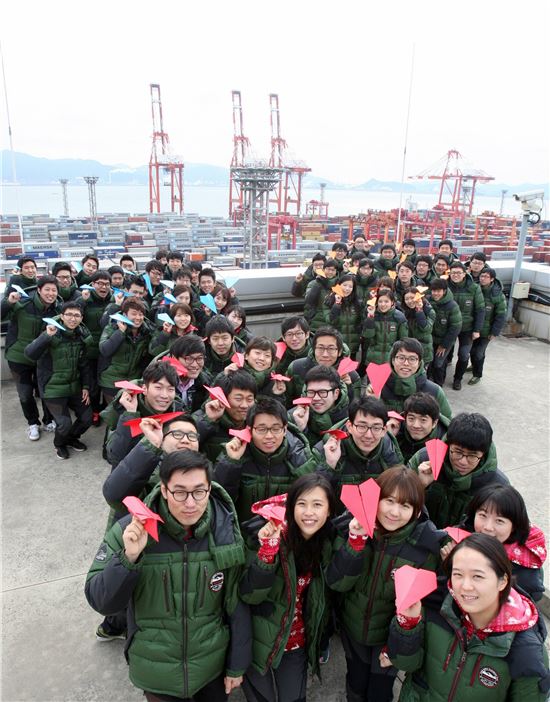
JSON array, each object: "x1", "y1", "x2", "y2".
[
  {"x1": 394, "y1": 354, "x2": 420, "y2": 365},
  {"x1": 165, "y1": 486, "x2": 210, "y2": 502},
  {"x1": 352, "y1": 423, "x2": 385, "y2": 436},
  {"x1": 62, "y1": 313, "x2": 82, "y2": 319},
  {"x1": 284, "y1": 331, "x2": 305, "y2": 339},
  {"x1": 165, "y1": 430, "x2": 200, "y2": 442},
  {"x1": 316, "y1": 345, "x2": 338, "y2": 354},
  {"x1": 252, "y1": 425, "x2": 285, "y2": 436},
  {"x1": 56, "y1": 275, "x2": 72, "y2": 281},
  {"x1": 305, "y1": 388, "x2": 336, "y2": 399},
  {"x1": 449, "y1": 447, "x2": 483, "y2": 466},
  {"x1": 183, "y1": 354, "x2": 205, "y2": 366},
  {"x1": 94, "y1": 281, "x2": 110, "y2": 287}
]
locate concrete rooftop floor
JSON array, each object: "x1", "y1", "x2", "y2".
[{"x1": 1, "y1": 335, "x2": 549, "y2": 702}]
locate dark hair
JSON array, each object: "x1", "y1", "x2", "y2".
[
  {"x1": 225, "y1": 304, "x2": 247, "y2": 329},
  {"x1": 245, "y1": 336, "x2": 276, "y2": 361},
  {"x1": 281, "y1": 316, "x2": 309, "y2": 335},
  {"x1": 120, "y1": 254, "x2": 135, "y2": 264},
  {"x1": 483, "y1": 267, "x2": 496, "y2": 280},
  {"x1": 126, "y1": 276, "x2": 145, "y2": 290},
  {"x1": 438, "y1": 239, "x2": 453, "y2": 250},
  {"x1": 403, "y1": 392, "x2": 440, "y2": 422},
  {"x1": 52, "y1": 261, "x2": 72, "y2": 276},
  {"x1": 390, "y1": 338, "x2": 423, "y2": 363},
  {"x1": 353, "y1": 234, "x2": 366, "y2": 242},
  {"x1": 312, "y1": 326, "x2": 343, "y2": 353},
  {"x1": 349, "y1": 396, "x2": 388, "y2": 424},
  {"x1": 121, "y1": 297, "x2": 146, "y2": 315},
  {"x1": 378, "y1": 276, "x2": 395, "y2": 291},
  {"x1": 415, "y1": 255, "x2": 433, "y2": 266},
  {"x1": 145, "y1": 260, "x2": 164, "y2": 274},
  {"x1": 331, "y1": 242, "x2": 348, "y2": 253},
  {"x1": 433, "y1": 254, "x2": 450, "y2": 265},
  {"x1": 446, "y1": 412, "x2": 493, "y2": 454},
  {"x1": 403, "y1": 238, "x2": 416, "y2": 248},
  {"x1": 466, "y1": 485, "x2": 530, "y2": 545},
  {"x1": 175, "y1": 267, "x2": 193, "y2": 281},
  {"x1": 168, "y1": 250, "x2": 184, "y2": 262},
  {"x1": 397, "y1": 260, "x2": 415, "y2": 273},
  {"x1": 163, "y1": 414, "x2": 198, "y2": 434},
  {"x1": 351, "y1": 252, "x2": 364, "y2": 264},
  {"x1": 246, "y1": 396, "x2": 287, "y2": 428},
  {"x1": 217, "y1": 369, "x2": 258, "y2": 397},
  {"x1": 17, "y1": 256, "x2": 37, "y2": 269},
  {"x1": 358, "y1": 257, "x2": 374, "y2": 270},
  {"x1": 37, "y1": 275, "x2": 58, "y2": 290},
  {"x1": 471, "y1": 252, "x2": 487, "y2": 262},
  {"x1": 376, "y1": 466, "x2": 424, "y2": 520},
  {"x1": 444, "y1": 533, "x2": 512, "y2": 607},
  {"x1": 142, "y1": 361, "x2": 179, "y2": 388},
  {"x1": 82, "y1": 255, "x2": 99, "y2": 267},
  {"x1": 108, "y1": 265, "x2": 124, "y2": 276},
  {"x1": 285, "y1": 473, "x2": 336, "y2": 575},
  {"x1": 402, "y1": 286, "x2": 424, "y2": 316},
  {"x1": 155, "y1": 249, "x2": 169, "y2": 261},
  {"x1": 380, "y1": 243, "x2": 396, "y2": 254},
  {"x1": 171, "y1": 335, "x2": 206, "y2": 359},
  {"x1": 188, "y1": 261, "x2": 203, "y2": 272},
  {"x1": 324, "y1": 258, "x2": 339, "y2": 270},
  {"x1": 376, "y1": 287, "x2": 395, "y2": 303},
  {"x1": 199, "y1": 268, "x2": 216, "y2": 282},
  {"x1": 312, "y1": 252, "x2": 326, "y2": 263},
  {"x1": 305, "y1": 364, "x2": 340, "y2": 389},
  {"x1": 449, "y1": 261, "x2": 465, "y2": 271},
  {"x1": 169, "y1": 303, "x2": 195, "y2": 325},
  {"x1": 159, "y1": 449, "x2": 212, "y2": 485},
  {"x1": 205, "y1": 315, "x2": 234, "y2": 338},
  {"x1": 90, "y1": 270, "x2": 111, "y2": 283},
  {"x1": 430, "y1": 278, "x2": 448, "y2": 292},
  {"x1": 60, "y1": 301, "x2": 82, "y2": 314},
  {"x1": 212, "y1": 284, "x2": 231, "y2": 310},
  {"x1": 172, "y1": 285, "x2": 192, "y2": 301}
]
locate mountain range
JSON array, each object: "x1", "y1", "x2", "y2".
[{"x1": 1, "y1": 150, "x2": 547, "y2": 198}]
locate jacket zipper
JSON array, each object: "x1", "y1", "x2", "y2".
[
  {"x1": 162, "y1": 570, "x2": 171, "y2": 613},
  {"x1": 265, "y1": 457, "x2": 272, "y2": 500},
  {"x1": 182, "y1": 544, "x2": 189, "y2": 698},
  {"x1": 199, "y1": 565, "x2": 208, "y2": 609},
  {"x1": 265, "y1": 550, "x2": 293, "y2": 671},
  {"x1": 447, "y1": 644, "x2": 467, "y2": 702},
  {"x1": 363, "y1": 536, "x2": 388, "y2": 640}
]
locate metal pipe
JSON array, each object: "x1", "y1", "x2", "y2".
[{"x1": 506, "y1": 212, "x2": 529, "y2": 321}]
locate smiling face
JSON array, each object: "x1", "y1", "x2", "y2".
[
  {"x1": 430, "y1": 287, "x2": 445, "y2": 301},
  {"x1": 21, "y1": 261, "x2": 37, "y2": 277},
  {"x1": 347, "y1": 410, "x2": 387, "y2": 454},
  {"x1": 128, "y1": 283, "x2": 146, "y2": 299},
  {"x1": 405, "y1": 412, "x2": 438, "y2": 441},
  {"x1": 93, "y1": 277, "x2": 111, "y2": 298},
  {"x1": 148, "y1": 268, "x2": 162, "y2": 285},
  {"x1": 245, "y1": 347, "x2": 273, "y2": 371},
  {"x1": 111, "y1": 272, "x2": 125, "y2": 287},
  {"x1": 82, "y1": 258, "x2": 98, "y2": 275},
  {"x1": 200, "y1": 276, "x2": 215, "y2": 294},
  {"x1": 162, "y1": 420, "x2": 200, "y2": 453},
  {"x1": 173, "y1": 310, "x2": 191, "y2": 330},
  {"x1": 226, "y1": 388, "x2": 255, "y2": 424},
  {"x1": 209, "y1": 332, "x2": 233, "y2": 356},
  {"x1": 283, "y1": 324, "x2": 308, "y2": 351},
  {"x1": 55, "y1": 270, "x2": 73, "y2": 289},
  {"x1": 392, "y1": 349, "x2": 421, "y2": 378},
  {"x1": 377, "y1": 294, "x2": 393, "y2": 313},
  {"x1": 214, "y1": 291, "x2": 228, "y2": 311},
  {"x1": 125, "y1": 307, "x2": 144, "y2": 328},
  {"x1": 60, "y1": 306, "x2": 83, "y2": 330},
  {"x1": 143, "y1": 377, "x2": 176, "y2": 412},
  {"x1": 227, "y1": 309, "x2": 243, "y2": 330},
  {"x1": 397, "y1": 266, "x2": 413, "y2": 285},
  {"x1": 448, "y1": 444, "x2": 484, "y2": 476},
  {"x1": 251, "y1": 412, "x2": 286, "y2": 454},
  {"x1": 403, "y1": 244, "x2": 415, "y2": 255},
  {"x1": 305, "y1": 380, "x2": 339, "y2": 414},
  {"x1": 38, "y1": 283, "x2": 58, "y2": 305},
  {"x1": 313, "y1": 335, "x2": 340, "y2": 367},
  {"x1": 450, "y1": 267, "x2": 466, "y2": 284},
  {"x1": 474, "y1": 506, "x2": 513, "y2": 543},
  {"x1": 294, "y1": 486, "x2": 331, "y2": 540},
  {"x1": 340, "y1": 280, "x2": 354, "y2": 297},
  {"x1": 434, "y1": 259, "x2": 449, "y2": 275},
  {"x1": 404, "y1": 292, "x2": 418, "y2": 309},
  {"x1": 470, "y1": 258, "x2": 485, "y2": 274},
  {"x1": 376, "y1": 491, "x2": 415, "y2": 532},
  {"x1": 167, "y1": 258, "x2": 182, "y2": 273},
  {"x1": 381, "y1": 248, "x2": 394, "y2": 259}
]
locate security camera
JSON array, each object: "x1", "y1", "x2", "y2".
[
  {"x1": 513, "y1": 190, "x2": 545, "y2": 203},
  {"x1": 513, "y1": 190, "x2": 544, "y2": 224}
]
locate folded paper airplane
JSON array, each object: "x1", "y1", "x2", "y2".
[{"x1": 122, "y1": 496, "x2": 164, "y2": 542}]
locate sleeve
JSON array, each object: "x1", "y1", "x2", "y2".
[
  {"x1": 24, "y1": 331, "x2": 53, "y2": 361},
  {"x1": 102, "y1": 438, "x2": 163, "y2": 509},
  {"x1": 78, "y1": 340, "x2": 91, "y2": 389},
  {"x1": 148, "y1": 329, "x2": 171, "y2": 357},
  {"x1": 99, "y1": 326, "x2": 125, "y2": 358},
  {"x1": 490, "y1": 293, "x2": 507, "y2": 337},
  {"x1": 239, "y1": 552, "x2": 279, "y2": 604},
  {"x1": 304, "y1": 281, "x2": 324, "y2": 322},
  {"x1": 191, "y1": 409, "x2": 218, "y2": 443},
  {"x1": 436, "y1": 388, "x2": 453, "y2": 421},
  {"x1": 386, "y1": 613, "x2": 425, "y2": 671},
  {"x1": 224, "y1": 566, "x2": 252, "y2": 677},
  {"x1": 0, "y1": 297, "x2": 17, "y2": 318},
  {"x1": 213, "y1": 455, "x2": 243, "y2": 503},
  {"x1": 99, "y1": 302, "x2": 120, "y2": 329},
  {"x1": 472, "y1": 285, "x2": 486, "y2": 333},
  {"x1": 291, "y1": 276, "x2": 308, "y2": 298},
  {"x1": 441, "y1": 304, "x2": 462, "y2": 349},
  {"x1": 361, "y1": 315, "x2": 376, "y2": 340},
  {"x1": 325, "y1": 536, "x2": 366, "y2": 591},
  {"x1": 329, "y1": 302, "x2": 342, "y2": 325},
  {"x1": 106, "y1": 411, "x2": 140, "y2": 469},
  {"x1": 84, "y1": 522, "x2": 142, "y2": 616}
]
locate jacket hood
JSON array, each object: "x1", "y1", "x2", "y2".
[{"x1": 504, "y1": 524, "x2": 547, "y2": 569}]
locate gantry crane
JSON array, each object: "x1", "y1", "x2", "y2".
[{"x1": 229, "y1": 90, "x2": 251, "y2": 219}]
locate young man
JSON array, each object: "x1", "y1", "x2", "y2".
[
  {"x1": 289, "y1": 365, "x2": 350, "y2": 447},
  {"x1": 303, "y1": 258, "x2": 338, "y2": 332},
  {"x1": 100, "y1": 276, "x2": 149, "y2": 328},
  {"x1": 409, "y1": 412, "x2": 508, "y2": 528},
  {"x1": 314, "y1": 396, "x2": 403, "y2": 502},
  {"x1": 397, "y1": 392, "x2": 449, "y2": 462},
  {"x1": 3, "y1": 256, "x2": 37, "y2": 297},
  {"x1": 1, "y1": 275, "x2": 60, "y2": 439},
  {"x1": 466, "y1": 252, "x2": 487, "y2": 283},
  {"x1": 198, "y1": 267, "x2": 216, "y2": 295},
  {"x1": 52, "y1": 262, "x2": 78, "y2": 301},
  {"x1": 432, "y1": 254, "x2": 450, "y2": 278},
  {"x1": 355, "y1": 258, "x2": 379, "y2": 305},
  {"x1": 468, "y1": 267, "x2": 506, "y2": 385},
  {"x1": 291, "y1": 253, "x2": 326, "y2": 298},
  {"x1": 214, "y1": 397, "x2": 317, "y2": 523},
  {"x1": 85, "y1": 449, "x2": 251, "y2": 700},
  {"x1": 24, "y1": 301, "x2": 93, "y2": 459},
  {"x1": 119, "y1": 254, "x2": 137, "y2": 273},
  {"x1": 349, "y1": 235, "x2": 374, "y2": 260},
  {"x1": 165, "y1": 250, "x2": 184, "y2": 279},
  {"x1": 164, "y1": 335, "x2": 211, "y2": 412},
  {"x1": 203, "y1": 316, "x2": 244, "y2": 377},
  {"x1": 401, "y1": 238, "x2": 417, "y2": 264},
  {"x1": 427, "y1": 278, "x2": 462, "y2": 387},
  {"x1": 394, "y1": 260, "x2": 417, "y2": 305},
  {"x1": 437, "y1": 239, "x2": 458, "y2": 265},
  {"x1": 275, "y1": 316, "x2": 311, "y2": 373},
  {"x1": 447, "y1": 261, "x2": 485, "y2": 390},
  {"x1": 414, "y1": 255, "x2": 434, "y2": 285},
  {"x1": 373, "y1": 243, "x2": 399, "y2": 274},
  {"x1": 75, "y1": 255, "x2": 100, "y2": 286},
  {"x1": 192, "y1": 369, "x2": 257, "y2": 462},
  {"x1": 107, "y1": 265, "x2": 125, "y2": 289},
  {"x1": 331, "y1": 242, "x2": 349, "y2": 272},
  {"x1": 154, "y1": 248, "x2": 169, "y2": 265},
  {"x1": 143, "y1": 260, "x2": 165, "y2": 304}
]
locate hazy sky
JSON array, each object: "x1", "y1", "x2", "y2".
[{"x1": 1, "y1": 0, "x2": 548, "y2": 185}]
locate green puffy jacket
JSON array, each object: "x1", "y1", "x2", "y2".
[
  {"x1": 373, "y1": 255, "x2": 399, "y2": 274},
  {"x1": 387, "y1": 591, "x2": 549, "y2": 702},
  {"x1": 328, "y1": 297, "x2": 362, "y2": 355},
  {"x1": 361, "y1": 308, "x2": 409, "y2": 365},
  {"x1": 480, "y1": 278, "x2": 507, "y2": 338},
  {"x1": 193, "y1": 406, "x2": 248, "y2": 463},
  {"x1": 397, "y1": 414, "x2": 450, "y2": 463},
  {"x1": 148, "y1": 327, "x2": 197, "y2": 358},
  {"x1": 326, "y1": 514, "x2": 443, "y2": 646},
  {"x1": 448, "y1": 273, "x2": 485, "y2": 334},
  {"x1": 287, "y1": 382, "x2": 350, "y2": 447},
  {"x1": 408, "y1": 443, "x2": 509, "y2": 528},
  {"x1": 1, "y1": 292, "x2": 60, "y2": 366},
  {"x1": 401, "y1": 300, "x2": 436, "y2": 364},
  {"x1": 98, "y1": 321, "x2": 154, "y2": 389},
  {"x1": 24, "y1": 321, "x2": 93, "y2": 398},
  {"x1": 379, "y1": 366, "x2": 452, "y2": 420},
  {"x1": 239, "y1": 523, "x2": 334, "y2": 677},
  {"x1": 78, "y1": 290, "x2": 112, "y2": 359},
  {"x1": 429, "y1": 289, "x2": 462, "y2": 349},
  {"x1": 355, "y1": 271, "x2": 379, "y2": 305},
  {"x1": 304, "y1": 276, "x2": 336, "y2": 332},
  {"x1": 274, "y1": 338, "x2": 311, "y2": 375},
  {"x1": 214, "y1": 426, "x2": 318, "y2": 523},
  {"x1": 85, "y1": 482, "x2": 251, "y2": 699},
  {"x1": 3, "y1": 272, "x2": 37, "y2": 297},
  {"x1": 285, "y1": 349, "x2": 362, "y2": 405}
]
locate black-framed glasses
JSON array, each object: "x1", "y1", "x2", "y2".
[
  {"x1": 305, "y1": 388, "x2": 336, "y2": 399},
  {"x1": 252, "y1": 425, "x2": 285, "y2": 436},
  {"x1": 284, "y1": 330, "x2": 306, "y2": 339},
  {"x1": 164, "y1": 430, "x2": 200, "y2": 442},
  {"x1": 449, "y1": 447, "x2": 483, "y2": 466},
  {"x1": 183, "y1": 354, "x2": 205, "y2": 366},
  {"x1": 316, "y1": 345, "x2": 338, "y2": 354},
  {"x1": 394, "y1": 354, "x2": 420, "y2": 365},
  {"x1": 62, "y1": 312, "x2": 82, "y2": 319},
  {"x1": 352, "y1": 423, "x2": 385, "y2": 436},
  {"x1": 165, "y1": 486, "x2": 210, "y2": 502}
]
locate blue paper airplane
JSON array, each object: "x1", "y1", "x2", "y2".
[
  {"x1": 110, "y1": 312, "x2": 136, "y2": 327},
  {"x1": 79, "y1": 284, "x2": 95, "y2": 290},
  {"x1": 71, "y1": 261, "x2": 83, "y2": 273},
  {"x1": 200, "y1": 294, "x2": 218, "y2": 314},
  {"x1": 164, "y1": 293, "x2": 178, "y2": 304},
  {"x1": 158, "y1": 312, "x2": 175, "y2": 326},
  {"x1": 160, "y1": 279, "x2": 176, "y2": 290},
  {"x1": 12, "y1": 284, "x2": 29, "y2": 297},
  {"x1": 43, "y1": 317, "x2": 66, "y2": 331},
  {"x1": 112, "y1": 287, "x2": 135, "y2": 298},
  {"x1": 222, "y1": 277, "x2": 239, "y2": 289},
  {"x1": 143, "y1": 273, "x2": 154, "y2": 296}
]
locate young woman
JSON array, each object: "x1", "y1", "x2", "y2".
[
  {"x1": 148, "y1": 303, "x2": 197, "y2": 356},
  {"x1": 387, "y1": 533, "x2": 549, "y2": 701},
  {"x1": 239, "y1": 473, "x2": 337, "y2": 702},
  {"x1": 361, "y1": 288, "x2": 408, "y2": 366},
  {"x1": 354, "y1": 258, "x2": 379, "y2": 305},
  {"x1": 402, "y1": 286, "x2": 435, "y2": 365},
  {"x1": 327, "y1": 274, "x2": 362, "y2": 357},
  {"x1": 326, "y1": 466, "x2": 444, "y2": 702},
  {"x1": 442, "y1": 484, "x2": 547, "y2": 601},
  {"x1": 212, "y1": 283, "x2": 232, "y2": 315},
  {"x1": 226, "y1": 304, "x2": 254, "y2": 345}
]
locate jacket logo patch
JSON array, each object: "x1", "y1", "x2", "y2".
[
  {"x1": 478, "y1": 667, "x2": 499, "y2": 688},
  {"x1": 440, "y1": 317, "x2": 447, "y2": 324},
  {"x1": 465, "y1": 299, "x2": 472, "y2": 306},
  {"x1": 209, "y1": 571, "x2": 224, "y2": 592},
  {"x1": 94, "y1": 543, "x2": 108, "y2": 562},
  {"x1": 389, "y1": 324, "x2": 397, "y2": 332}
]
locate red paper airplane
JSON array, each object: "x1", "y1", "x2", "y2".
[
  {"x1": 292, "y1": 397, "x2": 312, "y2": 406},
  {"x1": 123, "y1": 412, "x2": 184, "y2": 438},
  {"x1": 228, "y1": 427, "x2": 252, "y2": 444},
  {"x1": 204, "y1": 385, "x2": 231, "y2": 409},
  {"x1": 337, "y1": 357, "x2": 359, "y2": 377},
  {"x1": 366, "y1": 362, "x2": 392, "y2": 396},
  {"x1": 122, "y1": 495, "x2": 164, "y2": 542},
  {"x1": 251, "y1": 494, "x2": 287, "y2": 525},
  {"x1": 425, "y1": 438, "x2": 448, "y2": 480},
  {"x1": 394, "y1": 565, "x2": 437, "y2": 614},
  {"x1": 161, "y1": 355, "x2": 188, "y2": 377},
  {"x1": 321, "y1": 428, "x2": 348, "y2": 440},
  {"x1": 340, "y1": 479, "x2": 380, "y2": 538},
  {"x1": 231, "y1": 352, "x2": 245, "y2": 368},
  {"x1": 275, "y1": 341, "x2": 287, "y2": 360},
  {"x1": 444, "y1": 526, "x2": 471, "y2": 544},
  {"x1": 114, "y1": 380, "x2": 145, "y2": 395},
  {"x1": 270, "y1": 372, "x2": 291, "y2": 382},
  {"x1": 387, "y1": 410, "x2": 405, "y2": 421}
]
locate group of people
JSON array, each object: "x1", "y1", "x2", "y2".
[{"x1": 2, "y1": 242, "x2": 548, "y2": 702}]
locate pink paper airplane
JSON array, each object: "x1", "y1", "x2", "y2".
[
  {"x1": 270, "y1": 372, "x2": 290, "y2": 382},
  {"x1": 275, "y1": 341, "x2": 287, "y2": 360},
  {"x1": 292, "y1": 397, "x2": 312, "y2": 406},
  {"x1": 228, "y1": 427, "x2": 252, "y2": 444},
  {"x1": 123, "y1": 412, "x2": 184, "y2": 438},
  {"x1": 231, "y1": 352, "x2": 245, "y2": 368},
  {"x1": 394, "y1": 565, "x2": 437, "y2": 614},
  {"x1": 425, "y1": 439, "x2": 448, "y2": 480},
  {"x1": 387, "y1": 410, "x2": 404, "y2": 421},
  {"x1": 114, "y1": 380, "x2": 145, "y2": 395},
  {"x1": 321, "y1": 428, "x2": 348, "y2": 440},
  {"x1": 204, "y1": 385, "x2": 231, "y2": 409},
  {"x1": 161, "y1": 355, "x2": 189, "y2": 377},
  {"x1": 366, "y1": 362, "x2": 392, "y2": 397},
  {"x1": 337, "y1": 357, "x2": 359, "y2": 377},
  {"x1": 444, "y1": 527, "x2": 471, "y2": 544},
  {"x1": 340, "y1": 479, "x2": 380, "y2": 538},
  {"x1": 122, "y1": 495, "x2": 165, "y2": 542}
]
